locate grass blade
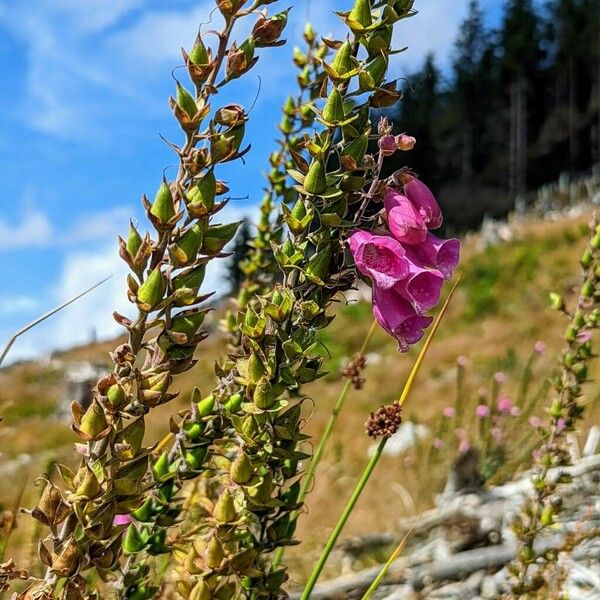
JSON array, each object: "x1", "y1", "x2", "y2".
[
  {"x1": 299, "y1": 278, "x2": 460, "y2": 600},
  {"x1": 0, "y1": 276, "x2": 112, "y2": 367}
]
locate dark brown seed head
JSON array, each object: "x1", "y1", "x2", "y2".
[{"x1": 365, "y1": 403, "x2": 402, "y2": 439}]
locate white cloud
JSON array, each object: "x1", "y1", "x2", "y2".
[
  {"x1": 0, "y1": 211, "x2": 53, "y2": 249},
  {"x1": 0, "y1": 295, "x2": 40, "y2": 316},
  {"x1": 0, "y1": 206, "x2": 132, "y2": 251}
]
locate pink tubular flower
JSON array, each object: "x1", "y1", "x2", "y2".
[
  {"x1": 394, "y1": 250, "x2": 444, "y2": 314},
  {"x1": 409, "y1": 233, "x2": 461, "y2": 280},
  {"x1": 476, "y1": 404, "x2": 490, "y2": 418},
  {"x1": 372, "y1": 285, "x2": 433, "y2": 351},
  {"x1": 403, "y1": 177, "x2": 443, "y2": 229},
  {"x1": 113, "y1": 514, "x2": 133, "y2": 526},
  {"x1": 384, "y1": 188, "x2": 428, "y2": 245},
  {"x1": 348, "y1": 230, "x2": 409, "y2": 289},
  {"x1": 443, "y1": 406, "x2": 456, "y2": 418}
]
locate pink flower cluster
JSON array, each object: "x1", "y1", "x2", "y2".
[{"x1": 349, "y1": 177, "x2": 460, "y2": 350}]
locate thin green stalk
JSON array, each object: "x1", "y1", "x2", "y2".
[
  {"x1": 274, "y1": 319, "x2": 378, "y2": 566},
  {"x1": 299, "y1": 279, "x2": 460, "y2": 599},
  {"x1": 361, "y1": 522, "x2": 416, "y2": 599},
  {"x1": 299, "y1": 441, "x2": 385, "y2": 600}
]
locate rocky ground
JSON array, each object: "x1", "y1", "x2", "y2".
[{"x1": 291, "y1": 430, "x2": 600, "y2": 599}]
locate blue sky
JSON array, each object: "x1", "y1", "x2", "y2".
[{"x1": 0, "y1": 0, "x2": 503, "y2": 361}]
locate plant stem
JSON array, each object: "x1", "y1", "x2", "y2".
[
  {"x1": 299, "y1": 440, "x2": 385, "y2": 600},
  {"x1": 299, "y1": 280, "x2": 459, "y2": 599},
  {"x1": 273, "y1": 319, "x2": 378, "y2": 567}
]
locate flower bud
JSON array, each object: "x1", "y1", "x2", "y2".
[{"x1": 213, "y1": 489, "x2": 236, "y2": 523}]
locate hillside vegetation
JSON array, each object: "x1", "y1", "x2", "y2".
[{"x1": 1, "y1": 209, "x2": 599, "y2": 583}]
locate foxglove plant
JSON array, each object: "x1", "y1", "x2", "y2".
[
  {"x1": 116, "y1": 25, "x2": 328, "y2": 600},
  {"x1": 13, "y1": 2, "x2": 288, "y2": 599},
  {"x1": 511, "y1": 218, "x2": 600, "y2": 596},
  {"x1": 168, "y1": 2, "x2": 455, "y2": 598}
]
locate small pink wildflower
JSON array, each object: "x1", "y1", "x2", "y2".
[
  {"x1": 577, "y1": 331, "x2": 592, "y2": 343},
  {"x1": 529, "y1": 416, "x2": 543, "y2": 428},
  {"x1": 457, "y1": 355, "x2": 469, "y2": 367},
  {"x1": 510, "y1": 406, "x2": 521, "y2": 417},
  {"x1": 556, "y1": 418, "x2": 566, "y2": 433},
  {"x1": 534, "y1": 341, "x2": 546, "y2": 354},
  {"x1": 433, "y1": 437, "x2": 444, "y2": 449},
  {"x1": 532, "y1": 449, "x2": 543, "y2": 461},
  {"x1": 494, "y1": 372, "x2": 506, "y2": 384},
  {"x1": 458, "y1": 438, "x2": 471, "y2": 453},
  {"x1": 491, "y1": 427, "x2": 503, "y2": 443},
  {"x1": 404, "y1": 455, "x2": 415, "y2": 468},
  {"x1": 476, "y1": 404, "x2": 490, "y2": 418},
  {"x1": 497, "y1": 395, "x2": 513, "y2": 414},
  {"x1": 113, "y1": 514, "x2": 133, "y2": 526},
  {"x1": 443, "y1": 406, "x2": 456, "y2": 418}
]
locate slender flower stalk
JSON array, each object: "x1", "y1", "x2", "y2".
[
  {"x1": 272, "y1": 318, "x2": 378, "y2": 567},
  {"x1": 510, "y1": 217, "x2": 600, "y2": 596},
  {"x1": 116, "y1": 23, "x2": 325, "y2": 599},
  {"x1": 299, "y1": 280, "x2": 459, "y2": 600},
  {"x1": 14, "y1": 2, "x2": 287, "y2": 598},
  {"x1": 171, "y1": 3, "x2": 422, "y2": 597}
]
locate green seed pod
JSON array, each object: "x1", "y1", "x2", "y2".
[
  {"x1": 107, "y1": 383, "x2": 127, "y2": 408},
  {"x1": 349, "y1": 0, "x2": 372, "y2": 27},
  {"x1": 123, "y1": 524, "x2": 146, "y2": 554},
  {"x1": 75, "y1": 466, "x2": 100, "y2": 499},
  {"x1": 304, "y1": 159, "x2": 327, "y2": 195},
  {"x1": 253, "y1": 376, "x2": 276, "y2": 409},
  {"x1": 176, "y1": 82, "x2": 198, "y2": 118},
  {"x1": 581, "y1": 248, "x2": 593, "y2": 268},
  {"x1": 581, "y1": 279, "x2": 594, "y2": 298},
  {"x1": 224, "y1": 392, "x2": 243, "y2": 413},
  {"x1": 190, "y1": 581, "x2": 212, "y2": 600},
  {"x1": 150, "y1": 180, "x2": 176, "y2": 224},
  {"x1": 189, "y1": 36, "x2": 209, "y2": 65},
  {"x1": 187, "y1": 170, "x2": 216, "y2": 213},
  {"x1": 550, "y1": 399, "x2": 563, "y2": 418},
  {"x1": 137, "y1": 267, "x2": 165, "y2": 310},
  {"x1": 360, "y1": 55, "x2": 387, "y2": 90},
  {"x1": 170, "y1": 309, "x2": 207, "y2": 339},
  {"x1": 201, "y1": 221, "x2": 242, "y2": 254},
  {"x1": 322, "y1": 88, "x2": 345, "y2": 123},
  {"x1": 126, "y1": 223, "x2": 143, "y2": 257},
  {"x1": 171, "y1": 222, "x2": 203, "y2": 266},
  {"x1": 183, "y1": 421, "x2": 205, "y2": 440},
  {"x1": 197, "y1": 393, "x2": 215, "y2": 418},
  {"x1": 519, "y1": 546, "x2": 535, "y2": 564},
  {"x1": 131, "y1": 497, "x2": 154, "y2": 522},
  {"x1": 306, "y1": 245, "x2": 333, "y2": 284},
  {"x1": 331, "y1": 41, "x2": 353, "y2": 77},
  {"x1": 248, "y1": 353, "x2": 266, "y2": 384},
  {"x1": 241, "y1": 415, "x2": 257, "y2": 438},
  {"x1": 206, "y1": 536, "x2": 224, "y2": 569},
  {"x1": 304, "y1": 22, "x2": 315, "y2": 43},
  {"x1": 213, "y1": 489, "x2": 236, "y2": 523},
  {"x1": 78, "y1": 400, "x2": 107, "y2": 439},
  {"x1": 283, "y1": 96, "x2": 295, "y2": 116},
  {"x1": 185, "y1": 446, "x2": 207, "y2": 470},
  {"x1": 367, "y1": 25, "x2": 393, "y2": 56},
  {"x1": 342, "y1": 134, "x2": 369, "y2": 164},
  {"x1": 152, "y1": 452, "x2": 171, "y2": 481},
  {"x1": 173, "y1": 263, "x2": 206, "y2": 294},
  {"x1": 230, "y1": 452, "x2": 252, "y2": 484}
]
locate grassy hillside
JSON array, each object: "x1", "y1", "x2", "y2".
[{"x1": 1, "y1": 210, "x2": 599, "y2": 583}]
